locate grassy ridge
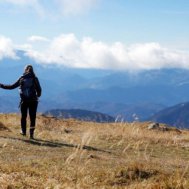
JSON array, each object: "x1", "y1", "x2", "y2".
[{"x1": 0, "y1": 114, "x2": 189, "y2": 188}]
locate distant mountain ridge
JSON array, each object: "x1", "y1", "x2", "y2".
[
  {"x1": 149, "y1": 102, "x2": 189, "y2": 129},
  {"x1": 44, "y1": 109, "x2": 115, "y2": 123},
  {"x1": 2, "y1": 50, "x2": 189, "y2": 121}
]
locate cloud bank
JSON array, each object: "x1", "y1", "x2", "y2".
[
  {"x1": 1, "y1": 34, "x2": 189, "y2": 71},
  {"x1": 24, "y1": 33, "x2": 189, "y2": 71}
]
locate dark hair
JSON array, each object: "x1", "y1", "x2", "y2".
[{"x1": 25, "y1": 65, "x2": 36, "y2": 77}]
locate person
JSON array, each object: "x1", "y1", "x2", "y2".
[{"x1": 0, "y1": 65, "x2": 42, "y2": 139}]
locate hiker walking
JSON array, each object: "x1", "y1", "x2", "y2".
[{"x1": 0, "y1": 65, "x2": 42, "y2": 139}]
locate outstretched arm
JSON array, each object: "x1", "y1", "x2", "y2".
[{"x1": 0, "y1": 79, "x2": 20, "y2": 90}]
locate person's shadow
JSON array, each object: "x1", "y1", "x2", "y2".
[{"x1": 0, "y1": 135, "x2": 111, "y2": 154}]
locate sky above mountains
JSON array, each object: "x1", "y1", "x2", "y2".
[{"x1": 0, "y1": 0, "x2": 189, "y2": 71}]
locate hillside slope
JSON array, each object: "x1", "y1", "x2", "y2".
[
  {"x1": 44, "y1": 109, "x2": 115, "y2": 123},
  {"x1": 149, "y1": 102, "x2": 189, "y2": 128},
  {"x1": 0, "y1": 114, "x2": 189, "y2": 188}
]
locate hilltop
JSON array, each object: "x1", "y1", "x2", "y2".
[
  {"x1": 44, "y1": 109, "x2": 115, "y2": 123},
  {"x1": 0, "y1": 114, "x2": 189, "y2": 188}
]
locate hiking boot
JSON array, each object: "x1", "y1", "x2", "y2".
[
  {"x1": 30, "y1": 135, "x2": 34, "y2": 140},
  {"x1": 30, "y1": 128, "x2": 35, "y2": 140},
  {"x1": 20, "y1": 132, "x2": 26, "y2": 136},
  {"x1": 30, "y1": 132, "x2": 34, "y2": 139}
]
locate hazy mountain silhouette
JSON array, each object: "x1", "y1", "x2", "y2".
[{"x1": 148, "y1": 102, "x2": 189, "y2": 129}]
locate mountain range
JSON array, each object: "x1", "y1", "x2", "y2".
[{"x1": 1, "y1": 50, "x2": 189, "y2": 123}]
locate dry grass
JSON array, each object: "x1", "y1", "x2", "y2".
[{"x1": 0, "y1": 113, "x2": 189, "y2": 188}]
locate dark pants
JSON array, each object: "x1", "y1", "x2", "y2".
[{"x1": 20, "y1": 100, "x2": 38, "y2": 137}]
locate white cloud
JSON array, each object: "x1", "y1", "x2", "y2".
[
  {"x1": 0, "y1": 0, "x2": 45, "y2": 17},
  {"x1": 28, "y1": 35, "x2": 49, "y2": 43},
  {"x1": 0, "y1": 0, "x2": 99, "y2": 17},
  {"x1": 0, "y1": 36, "x2": 18, "y2": 60},
  {"x1": 55, "y1": 0, "x2": 99, "y2": 16},
  {"x1": 2, "y1": 0, "x2": 37, "y2": 6},
  {"x1": 24, "y1": 33, "x2": 189, "y2": 71}
]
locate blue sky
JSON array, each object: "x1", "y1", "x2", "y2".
[{"x1": 0, "y1": 0, "x2": 189, "y2": 70}]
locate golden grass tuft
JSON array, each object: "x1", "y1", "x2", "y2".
[{"x1": 0, "y1": 121, "x2": 11, "y2": 132}]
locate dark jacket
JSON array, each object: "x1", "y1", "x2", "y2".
[{"x1": 0, "y1": 72, "x2": 41, "y2": 101}]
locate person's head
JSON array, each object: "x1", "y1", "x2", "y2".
[{"x1": 24, "y1": 65, "x2": 35, "y2": 76}]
